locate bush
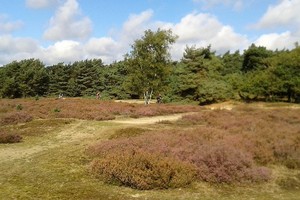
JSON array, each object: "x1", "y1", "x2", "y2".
[
  {"x1": 192, "y1": 145, "x2": 271, "y2": 183},
  {"x1": 0, "y1": 112, "x2": 33, "y2": 125},
  {"x1": 90, "y1": 150, "x2": 197, "y2": 190},
  {"x1": 0, "y1": 132, "x2": 22, "y2": 143},
  {"x1": 16, "y1": 104, "x2": 23, "y2": 111},
  {"x1": 88, "y1": 130, "x2": 272, "y2": 185}
]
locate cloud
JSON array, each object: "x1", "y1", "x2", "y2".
[
  {"x1": 252, "y1": 0, "x2": 300, "y2": 51},
  {"x1": 0, "y1": 15, "x2": 23, "y2": 33},
  {"x1": 254, "y1": 0, "x2": 300, "y2": 30},
  {"x1": 0, "y1": 9, "x2": 250, "y2": 66},
  {"x1": 85, "y1": 37, "x2": 120, "y2": 56},
  {"x1": 0, "y1": 35, "x2": 39, "y2": 54},
  {"x1": 254, "y1": 31, "x2": 298, "y2": 50},
  {"x1": 43, "y1": 0, "x2": 92, "y2": 41},
  {"x1": 39, "y1": 40, "x2": 84, "y2": 64},
  {"x1": 0, "y1": 35, "x2": 40, "y2": 65},
  {"x1": 26, "y1": 0, "x2": 59, "y2": 9},
  {"x1": 165, "y1": 12, "x2": 249, "y2": 59},
  {"x1": 123, "y1": 10, "x2": 153, "y2": 34}
]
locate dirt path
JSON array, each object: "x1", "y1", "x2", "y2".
[{"x1": 0, "y1": 112, "x2": 190, "y2": 163}]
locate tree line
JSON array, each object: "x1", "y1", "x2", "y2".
[{"x1": 0, "y1": 29, "x2": 299, "y2": 104}]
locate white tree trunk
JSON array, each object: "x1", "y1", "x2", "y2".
[{"x1": 144, "y1": 89, "x2": 153, "y2": 105}]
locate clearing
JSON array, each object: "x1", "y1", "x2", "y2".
[{"x1": 0, "y1": 102, "x2": 299, "y2": 200}]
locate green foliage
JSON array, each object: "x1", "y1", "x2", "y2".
[
  {"x1": 53, "y1": 108, "x2": 61, "y2": 113},
  {"x1": 0, "y1": 39, "x2": 299, "y2": 104},
  {"x1": 176, "y1": 45, "x2": 234, "y2": 104},
  {"x1": 16, "y1": 104, "x2": 23, "y2": 111},
  {"x1": 269, "y1": 47, "x2": 300, "y2": 102},
  {"x1": 124, "y1": 29, "x2": 177, "y2": 103},
  {"x1": 197, "y1": 79, "x2": 233, "y2": 105},
  {"x1": 90, "y1": 150, "x2": 197, "y2": 190},
  {"x1": 102, "y1": 61, "x2": 130, "y2": 99},
  {"x1": 242, "y1": 44, "x2": 272, "y2": 72}
]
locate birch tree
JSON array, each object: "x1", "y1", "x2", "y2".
[{"x1": 124, "y1": 29, "x2": 177, "y2": 104}]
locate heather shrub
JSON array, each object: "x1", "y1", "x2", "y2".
[
  {"x1": 0, "y1": 112, "x2": 33, "y2": 125},
  {"x1": 109, "y1": 127, "x2": 148, "y2": 139},
  {"x1": 90, "y1": 150, "x2": 197, "y2": 190},
  {"x1": 0, "y1": 131, "x2": 22, "y2": 143},
  {"x1": 0, "y1": 98, "x2": 201, "y2": 121},
  {"x1": 88, "y1": 130, "x2": 272, "y2": 184},
  {"x1": 192, "y1": 145, "x2": 271, "y2": 183},
  {"x1": 177, "y1": 108, "x2": 300, "y2": 168}
]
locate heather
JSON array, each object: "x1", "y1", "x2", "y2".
[
  {"x1": 88, "y1": 107, "x2": 300, "y2": 189},
  {"x1": 90, "y1": 150, "x2": 197, "y2": 190},
  {"x1": 0, "y1": 98, "x2": 200, "y2": 125},
  {"x1": 0, "y1": 131, "x2": 22, "y2": 143},
  {"x1": 180, "y1": 108, "x2": 300, "y2": 168}
]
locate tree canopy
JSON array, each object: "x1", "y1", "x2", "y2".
[{"x1": 0, "y1": 29, "x2": 299, "y2": 104}]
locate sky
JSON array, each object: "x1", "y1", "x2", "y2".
[{"x1": 0, "y1": 0, "x2": 299, "y2": 66}]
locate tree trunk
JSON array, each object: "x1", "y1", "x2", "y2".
[{"x1": 144, "y1": 89, "x2": 153, "y2": 105}]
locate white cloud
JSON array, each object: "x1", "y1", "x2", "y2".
[
  {"x1": 0, "y1": 10, "x2": 250, "y2": 66},
  {"x1": 118, "y1": 11, "x2": 249, "y2": 60},
  {"x1": 26, "y1": 0, "x2": 59, "y2": 9},
  {"x1": 39, "y1": 40, "x2": 83, "y2": 64},
  {"x1": 0, "y1": 35, "x2": 39, "y2": 54},
  {"x1": 0, "y1": 15, "x2": 23, "y2": 33},
  {"x1": 255, "y1": 0, "x2": 300, "y2": 30},
  {"x1": 254, "y1": 31, "x2": 298, "y2": 50},
  {"x1": 123, "y1": 10, "x2": 153, "y2": 34},
  {"x1": 252, "y1": 0, "x2": 300, "y2": 52},
  {"x1": 0, "y1": 35, "x2": 40, "y2": 65},
  {"x1": 166, "y1": 12, "x2": 249, "y2": 59},
  {"x1": 43, "y1": 0, "x2": 92, "y2": 41},
  {"x1": 85, "y1": 37, "x2": 120, "y2": 57}
]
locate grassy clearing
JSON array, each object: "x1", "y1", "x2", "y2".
[{"x1": 0, "y1": 100, "x2": 300, "y2": 199}]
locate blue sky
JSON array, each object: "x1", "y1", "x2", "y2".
[{"x1": 0, "y1": 0, "x2": 299, "y2": 66}]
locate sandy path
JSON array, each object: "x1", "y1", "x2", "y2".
[{"x1": 111, "y1": 113, "x2": 187, "y2": 124}]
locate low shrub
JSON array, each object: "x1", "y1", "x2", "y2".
[
  {"x1": 178, "y1": 108, "x2": 300, "y2": 169},
  {"x1": 0, "y1": 131, "x2": 22, "y2": 143},
  {"x1": 192, "y1": 145, "x2": 271, "y2": 183},
  {"x1": 88, "y1": 130, "x2": 272, "y2": 185},
  {"x1": 16, "y1": 104, "x2": 23, "y2": 111},
  {"x1": 0, "y1": 112, "x2": 33, "y2": 125},
  {"x1": 90, "y1": 150, "x2": 197, "y2": 190},
  {"x1": 109, "y1": 127, "x2": 148, "y2": 139},
  {"x1": 0, "y1": 98, "x2": 201, "y2": 121}
]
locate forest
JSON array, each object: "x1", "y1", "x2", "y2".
[{"x1": 0, "y1": 29, "x2": 299, "y2": 104}]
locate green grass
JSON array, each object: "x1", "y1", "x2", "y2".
[{"x1": 1, "y1": 110, "x2": 300, "y2": 199}]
